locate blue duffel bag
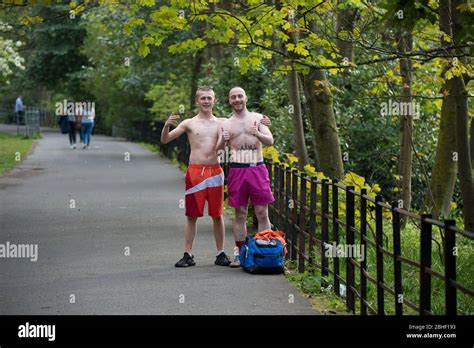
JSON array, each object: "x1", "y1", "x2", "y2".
[{"x1": 239, "y1": 234, "x2": 286, "y2": 274}]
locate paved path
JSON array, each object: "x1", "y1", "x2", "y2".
[{"x1": 0, "y1": 125, "x2": 317, "y2": 315}]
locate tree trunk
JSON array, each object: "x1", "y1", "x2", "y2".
[
  {"x1": 451, "y1": 0, "x2": 474, "y2": 231},
  {"x1": 302, "y1": 19, "x2": 344, "y2": 179},
  {"x1": 285, "y1": 6, "x2": 309, "y2": 169},
  {"x1": 336, "y1": 2, "x2": 357, "y2": 106},
  {"x1": 301, "y1": 78, "x2": 321, "y2": 169},
  {"x1": 336, "y1": 3, "x2": 357, "y2": 65},
  {"x1": 302, "y1": 69, "x2": 344, "y2": 179},
  {"x1": 396, "y1": 28, "x2": 414, "y2": 213},
  {"x1": 424, "y1": 0, "x2": 458, "y2": 219},
  {"x1": 189, "y1": 50, "x2": 205, "y2": 112},
  {"x1": 452, "y1": 73, "x2": 474, "y2": 230},
  {"x1": 470, "y1": 117, "x2": 474, "y2": 168},
  {"x1": 207, "y1": 1, "x2": 228, "y2": 60},
  {"x1": 425, "y1": 79, "x2": 458, "y2": 218},
  {"x1": 288, "y1": 69, "x2": 309, "y2": 169}
]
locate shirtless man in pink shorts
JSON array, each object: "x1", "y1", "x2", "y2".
[{"x1": 216, "y1": 86, "x2": 275, "y2": 267}]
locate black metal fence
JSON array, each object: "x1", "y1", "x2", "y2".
[
  {"x1": 266, "y1": 162, "x2": 474, "y2": 316},
  {"x1": 123, "y1": 120, "x2": 474, "y2": 316},
  {"x1": 122, "y1": 120, "x2": 190, "y2": 164},
  {"x1": 0, "y1": 105, "x2": 56, "y2": 135}
]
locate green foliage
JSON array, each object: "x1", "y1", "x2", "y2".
[
  {"x1": 286, "y1": 267, "x2": 347, "y2": 313},
  {"x1": 0, "y1": 21, "x2": 25, "y2": 85},
  {"x1": 146, "y1": 75, "x2": 188, "y2": 120},
  {"x1": 24, "y1": 4, "x2": 89, "y2": 98}
]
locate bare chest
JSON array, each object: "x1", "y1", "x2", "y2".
[
  {"x1": 228, "y1": 118, "x2": 257, "y2": 138},
  {"x1": 188, "y1": 120, "x2": 220, "y2": 140}
]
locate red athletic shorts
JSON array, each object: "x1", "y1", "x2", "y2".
[{"x1": 185, "y1": 164, "x2": 224, "y2": 217}]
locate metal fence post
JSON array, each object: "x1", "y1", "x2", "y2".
[
  {"x1": 291, "y1": 169, "x2": 299, "y2": 262},
  {"x1": 298, "y1": 173, "x2": 307, "y2": 273},
  {"x1": 420, "y1": 214, "x2": 432, "y2": 315},
  {"x1": 308, "y1": 178, "x2": 317, "y2": 266},
  {"x1": 285, "y1": 167, "x2": 292, "y2": 260},
  {"x1": 279, "y1": 164, "x2": 285, "y2": 235},
  {"x1": 271, "y1": 162, "x2": 278, "y2": 227},
  {"x1": 444, "y1": 220, "x2": 457, "y2": 315},
  {"x1": 332, "y1": 179, "x2": 340, "y2": 296},
  {"x1": 346, "y1": 186, "x2": 355, "y2": 313},
  {"x1": 360, "y1": 189, "x2": 368, "y2": 315},
  {"x1": 321, "y1": 179, "x2": 329, "y2": 277},
  {"x1": 375, "y1": 195, "x2": 385, "y2": 315},
  {"x1": 392, "y1": 202, "x2": 403, "y2": 315}
]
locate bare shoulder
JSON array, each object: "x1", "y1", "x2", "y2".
[
  {"x1": 179, "y1": 118, "x2": 193, "y2": 130},
  {"x1": 221, "y1": 117, "x2": 233, "y2": 126},
  {"x1": 251, "y1": 112, "x2": 264, "y2": 120}
]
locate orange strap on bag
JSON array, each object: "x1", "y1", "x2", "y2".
[{"x1": 254, "y1": 229, "x2": 287, "y2": 255}]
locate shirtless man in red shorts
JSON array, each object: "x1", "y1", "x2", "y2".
[
  {"x1": 216, "y1": 86, "x2": 275, "y2": 267},
  {"x1": 161, "y1": 86, "x2": 270, "y2": 268}
]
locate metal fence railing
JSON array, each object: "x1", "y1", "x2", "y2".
[
  {"x1": 116, "y1": 120, "x2": 190, "y2": 164},
  {"x1": 266, "y1": 163, "x2": 474, "y2": 316},
  {"x1": 0, "y1": 105, "x2": 56, "y2": 136}
]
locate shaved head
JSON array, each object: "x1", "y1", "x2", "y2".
[
  {"x1": 229, "y1": 86, "x2": 248, "y2": 113},
  {"x1": 229, "y1": 86, "x2": 246, "y2": 97}
]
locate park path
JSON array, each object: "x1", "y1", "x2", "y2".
[{"x1": 0, "y1": 125, "x2": 317, "y2": 315}]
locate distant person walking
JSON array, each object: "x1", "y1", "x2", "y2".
[
  {"x1": 15, "y1": 96, "x2": 24, "y2": 124},
  {"x1": 67, "y1": 109, "x2": 77, "y2": 149},
  {"x1": 76, "y1": 106, "x2": 83, "y2": 143},
  {"x1": 81, "y1": 106, "x2": 94, "y2": 149}
]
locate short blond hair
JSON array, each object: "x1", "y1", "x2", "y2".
[{"x1": 195, "y1": 86, "x2": 215, "y2": 99}]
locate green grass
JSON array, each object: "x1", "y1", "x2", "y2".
[
  {"x1": 0, "y1": 132, "x2": 35, "y2": 175},
  {"x1": 285, "y1": 261, "x2": 349, "y2": 314}
]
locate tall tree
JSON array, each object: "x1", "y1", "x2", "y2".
[
  {"x1": 335, "y1": 1, "x2": 357, "y2": 69},
  {"x1": 286, "y1": 6, "x2": 309, "y2": 169},
  {"x1": 303, "y1": 19, "x2": 344, "y2": 178},
  {"x1": 396, "y1": 18, "x2": 415, "y2": 213},
  {"x1": 451, "y1": 0, "x2": 474, "y2": 230},
  {"x1": 25, "y1": 4, "x2": 89, "y2": 98},
  {"x1": 425, "y1": 0, "x2": 458, "y2": 219}
]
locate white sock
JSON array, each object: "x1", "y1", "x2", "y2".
[{"x1": 216, "y1": 250, "x2": 224, "y2": 256}]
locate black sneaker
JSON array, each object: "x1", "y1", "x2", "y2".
[
  {"x1": 215, "y1": 251, "x2": 231, "y2": 266},
  {"x1": 175, "y1": 252, "x2": 195, "y2": 267}
]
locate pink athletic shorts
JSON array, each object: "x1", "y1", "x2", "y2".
[{"x1": 227, "y1": 163, "x2": 275, "y2": 208}]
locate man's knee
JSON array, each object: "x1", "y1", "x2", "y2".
[
  {"x1": 254, "y1": 205, "x2": 269, "y2": 220},
  {"x1": 235, "y1": 206, "x2": 248, "y2": 222},
  {"x1": 211, "y1": 215, "x2": 223, "y2": 222}
]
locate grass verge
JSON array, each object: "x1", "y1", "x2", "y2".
[
  {"x1": 0, "y1": 132, "x2": 36, "y2": 175},
  {"x1": 285, "y1": 260, "x2": 350, "y2": 315}
]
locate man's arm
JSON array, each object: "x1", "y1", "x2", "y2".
[
  {"x1": 250, "y1": 115, "x2": 273, "y2": 146},
  {"x1": 161, "y1": 114, "x2": 187, "y2": 144}
]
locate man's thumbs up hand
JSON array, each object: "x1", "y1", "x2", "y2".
[
  {"x1": 222, "y1": 127, "x2": 230, "y2": 141},
  {"x1": 250, "y1": 120, "x2": 259, "y2": 136}
]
